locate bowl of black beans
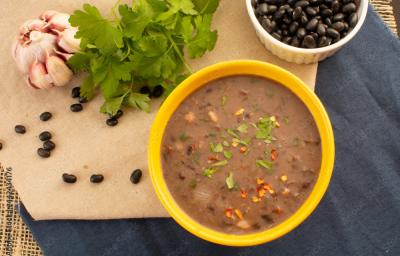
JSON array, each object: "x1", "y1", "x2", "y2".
[{"x1": 247, "y1": 0, "x2": 368, "y2": 64}]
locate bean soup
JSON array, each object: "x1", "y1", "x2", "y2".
[{"x1": 162, "y1": 75, "x2": 321, "y2": 234}]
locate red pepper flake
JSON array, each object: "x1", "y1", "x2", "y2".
[
  {"x1": 270, "y1": 149, "x2": 277, "y2": 161},
  {"x1": 240, "y1": 146, "x2": 247, "y2": 153},
  {"x1": 273, "y1": 206, "x2": 283, "y2": 214},
  {"x1": 225, "y1": 208, "x2": 234, "y2": 218},
  {"x1": 240, "y1": 189, "x2": 248, "y2": 198},
  {"x1": 235, "y1": 209, "x2": 244, "y2": 220}
]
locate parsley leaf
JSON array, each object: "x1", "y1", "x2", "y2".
[
  {"x1": 187, "y1": 14, "x2": 217, "y2": 58},
  {"x1": 223, "y1": 150, "x2": 232, "y2": 159},
  {"x1": 126, "y1": 92, "x2": 151, "y2": 112},
  {"x1": 203, "y1": 168, "x2": 217, "y2": 178},
  {"x1": 237, "y1": 123, "x2": 248, "y2": 133},
  {"x1": 193, "y1": 0, "x2": 220, "y2": 14},
  {"x1": 256, "y1": 159, "x2": 273, "y2": 170},
  {"x1": 211, "y1": 160, "x2": 228, "y2": 167},
  {"x1": 210, "y1": 142, "x2": 223, "y2": 153},
  {"x1": 225, "y1": 172, "x2": 235, "y2": 190}
]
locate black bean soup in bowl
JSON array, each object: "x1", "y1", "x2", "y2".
[{"x1": 252, "y1": 0, "x2": 360, "y2": 48}]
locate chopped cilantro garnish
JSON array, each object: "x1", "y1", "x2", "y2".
[
  {"x1": 221, "y1": 95, "x2": 227, "y2": 106},
  {"x1": 232, "y1": 138, "x2": 250, "y2": 146},
  {"x1": 223, "y1": 150, "x2": 233, "y2": 159},
  {"x1": 255, "y1": 116, "x2": 275, "y2": 140},
  {"x1": 179, "y1": 132, "x2": 189, "y2": 141},
  {"x1": 237, "y1": 123, "x2": 248, "y2": 133},
  {"x1": 210, "y1": 142, "x2": 223, "y2": 153},
  {"x1": 222, "y1": 140, "x2": 230, "y2": 147},
  {"x1": 226, "y1": 128, "x2": 240, "y2": 138},
  {"x1": 256, "y1": 159, "x2": 273, "y2": 170},
  {"x1": 203, "y1": 168, "x2": 217, "y2": 178},
  {"x1": 211, "y1": 160, "x2": 228, "y2": 167},
  {"x1": 225, "y1": 172, "x2": 235, "y2": 190}
]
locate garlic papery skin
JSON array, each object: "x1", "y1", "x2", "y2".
[
  {"x1": 45, "y1": 55, "x2": 73, "y2": 87},
  {"x1": 12, "y1": 10, "x2": 80, "y2": 89},
  {"x1": 57, "y1": 27, "x2": 80, "y2": 53}
]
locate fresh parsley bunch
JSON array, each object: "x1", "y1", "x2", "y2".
[{"x1": 68, "y1": 0, "x2": 220, "y2": 116}]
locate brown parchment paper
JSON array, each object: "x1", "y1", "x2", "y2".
[{"x1": 0, "y1": 0, "x2": 317, "y2": 220}]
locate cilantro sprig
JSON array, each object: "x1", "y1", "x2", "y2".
[{"x1": 68, "y1": 0, "x2": 220, "y2": 116}]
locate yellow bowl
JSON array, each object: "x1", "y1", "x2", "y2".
[{"x1": 148, "y1": 60, "x2": 335, "y2": 246}]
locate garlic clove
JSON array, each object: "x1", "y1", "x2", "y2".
[
  {"x1": 29, "y1": 60, "x2": 54, "y2": 89},
  {"x1": 47, "y1": 13, "x2": 71, "y2": 31},
  {"x1": 57, "y1": 27, "x2": 80, "y2": 53},
  {"x1": 40, "y1": 10, "x2": 59, "y2": 22},
  {"x1": 19, "y1": 19, "x2": 48, "y2": 35},
  {"x1": 45, "y1": 55, "x2": 73, "y2": 87}
]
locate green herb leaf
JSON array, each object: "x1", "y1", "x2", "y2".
[
  {"x1": 222, "y1": 140, "x2": 230, "y2": 147},
  {"x1": 100, "y1": 91, "x2": 130, "y2": 116},
  {"x1": 232, "y1": 138, "x2": 249, "y2": 146},
  {"x1": 225, "y1": 172, "x2": 235, "y2": 189},
  {"x1": 237, "y1": 123, "x2": 248, "y2": 133},
  {"x1": 69, "y1": 4, "x2": 123, "y2": 54},
  {"x1": 67, "y1": 52, "x2": 90, "y2": 72},
  {"x1": 203, "y1": 168, "x2": 217, "y2": 178},
  {"x1": 193, "y1": 0, "x2": 220, "y2": 14},
  {"x1": 210, "y1": 142, "x2": 223, "y2": 153},
  {"x1": 221, "y1": 95, "x2": 227, "y2": 106},
  {"x1": 187, "y1": 14, "x2": 217, "y2": 58},
  {"x1": 223, "y1": 150, "x2": 232, "y2": 159},
  {"x1": 226, "y1": 128, "x2": 240, "y2": 139},
  {"x1": 179, "y1": 132, "x2": 189, "y2": 141},
  {"x1": 256, "y1": 159, "x2": 273, "y2": 170},
  {"x1": 211, "y1": 160, "x2": 228, "y2": 167},
  {"x1": 126, "y1": 92, "x2": 151, "y2": 112},
  {"x1": 79, "y1": 74, "x2": 95, "y2": 100}
]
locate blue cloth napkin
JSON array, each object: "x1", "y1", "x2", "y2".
[{"x1": 20, "y1": 5, "x2": 400, "y2": 256}]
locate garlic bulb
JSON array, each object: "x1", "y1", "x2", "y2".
[{"x1": 12, "y1": 10, "x2": 80, "y2": 89}]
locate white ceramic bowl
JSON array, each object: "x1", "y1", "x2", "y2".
[{"x1": 246, "y1": 0, "x2": 368, "y2": 64}]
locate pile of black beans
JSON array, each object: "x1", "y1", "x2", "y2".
[{"x1": 252, "y1": 0, "x2": 359, "y2": 48}]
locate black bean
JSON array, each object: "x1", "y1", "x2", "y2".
[
  {"x1": 268, "y1": 5, "x2": 278, "y2": 14},
  {"x1": 313, "y1": 6, "x2": 320, "y2": 13},
  {"x1": 324, "y1": 17, "x2": 332, "y2": 26},
  {"x1": 297, "y1": 27, "x2": 307, "y2": 39},
  {"x1": 282, "y1": 17, "x2": 292, "y2": 25},
  {"x1": 331, "y1": 1, "x2": 341, "y2": 13},
  {"x1": 342, "y1": 3, "x2": 356, "y2": 13},
  {"x1": 62, "y1": 173, "x2": 77, "y2": 184},
  {"x1": 70, "y1": 104, "x2": 83, "y2": 112},
  {"x1": 0, "y1": 142, "x2": 3, "y2": 151},
  {"x1": 40, "y1": 112, "x2": 52, "y2": 121},
  {"x1": 348, "y1": 13, "x2": 358, "y2": 28},
  {"x1": 37, "y1": 148, "x2": 50, "y2": 158},
  {"x1": 291, "y1": 36, "x2": 301, "y2": 47},
  {"x1": 114, "y1": 110, "x2": 124, "y2": 119},
  {"x1": 314, "y1": 15, "x2": 321, "y2": 20},
  {"x1": 140, "y1": 86, "x2": 151, "y2": 95},
  {"x1": 326, "y1": 28, "x2": 340, "y2": 38},
  {"x1": 261, "y1": 18, "x2": 274, "y2": 33},
  {"x1": 151, "y1": 85, "x2": 164, "y2": 98},
  {"x1": 43, "y1": 140, "x2": 56, "y2": 151},
  {"x1": 78, "y1": 97, "x2": 88, "y2": 103},
  {"x1": 300, "y1": 15, "x2": 308, "y2": 25},
  {"x1": 270, "y1": 20, "x2": 277, "y2": 31},
  {"x1": 320, "y1": 4, "x2": 329, "y2": 10},
  {"x1": 320, "y1": 8, "x2": 332, "y2": 17},
  {"x1": 15, "y1": 125, "x2": 26, "y2": 134},
  {"x1": 106, "y1": 117, "x2": 118, "y2": 127},
  {"x1": 256, "y1": 3, "x2": 268, "y2": 15},
  {"x1": 317, "y1": 23, "x2": 326, "y2": 35},
  {"x1": 39, "y1": 131, "x2": 52, "y2": 141},
  {"x1": 295, "y1": 0, "x2": 309, "y2": 8},
  {"x1": 287, "y1": 0, "x2": 297, "y2": 5},
  {"x1": 271, "y1": 32, "x2": 282, "y2": 41},
  {"x1": 343, "y1": 22, "x2": 349, "y2": 31},
  {"x1": 306, "y1": 18, "x2": 319, "y2": 31},
  {"x1": 273, "y1": 9, "x2": 285, "y2": 21},
  {"x1": 332, "y1": 21, "x2": 345, "y2": 32},
  {"x1": 310, "y1": 32, "x2": 319, "y2": 41},
  {"x1": 318, "y1": 36, "x2": 328, "y2": 47},
  {"x1": 289, "y1": 21, "x2": 299, "y2": 34},
  {"x1": 90, "y1": 174, "x2": 104, "y2": 183},
  {"x1": 130, "y1": 169, "x2": 142, "y2": 184},
  {"x1": 286, "y1": 7, "x2": 293, "y2": 14},
  {"x1": 280, "y1": 4, "x2": 291, "y2": 11},
  {"x1": 302, "y1": 35, "x2": 317, "y2": 48},
  {"x1": 71, "y1": 87, "x2": 80, "y2": 98},
  {"x1": 282, "y1": 36, "x2": 292, "y2": 44},
  {"x1": 333, "y1": 13, "x2": 345, "y2": 22},
  {"x1": 305, "y1": 6, "x2": 317, "y2": 16},
  {"x1": 292, "y1": 6, "x2": 302, "y2": 20}
]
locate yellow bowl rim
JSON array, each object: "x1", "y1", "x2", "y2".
[{"x1": 148, "y1": 60, "x2": 335, "y2": 246}]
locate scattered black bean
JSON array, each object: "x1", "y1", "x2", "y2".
[
  {"x1": 130, "y1": 169, "x2": 142, "y2": 184},
  {"x1": 40, "y1": 112, "x2": 52, "y2": 121},
  {"x1": 140, "y1": 86, "x2": 151, "y2": 95},
  {"x1": 71, "y1": 87, "x2": 80, "y2": 98},
  {"x1": 90, "y1": 174, "x2": 104, "y2": 183},
  {"x1": 70, "y1": 103, "x2": 83, "y2": 112},
  {"x1": 37, "y1": 148, "x2": 50, "y2": 158},
  {"x1": 106, "y1": 117, "x2": 118, "y2": 127},
  {"x1": 151, "y1": 85, "x2": 164, "y2": 98},
  {"x1": 43, "y1": 140, "x2": 56, "y2": 151},
  {"x1": 114, "y1": 110, "x2": 124, "y2": 119},
  {"x1": 78, "y1": 97, "x2": 88, "y2": 104},
  {"x1": 15, "y1": 125, "x2": 26, "y2": 134},
  {"x1": 62, "y1": 173, "x2": 77, "y2": 184},
  {"x1": 39, "y1": 131, "x2": 52, "y2": 141}
]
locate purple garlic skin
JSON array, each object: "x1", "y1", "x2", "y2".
[{"x1": 12, "y1": 10, "x2": 80, "y2": 89}]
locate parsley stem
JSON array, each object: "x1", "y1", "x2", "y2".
[{"x1": 165, "y1": 32, "x2": 193, "y2": 74}]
